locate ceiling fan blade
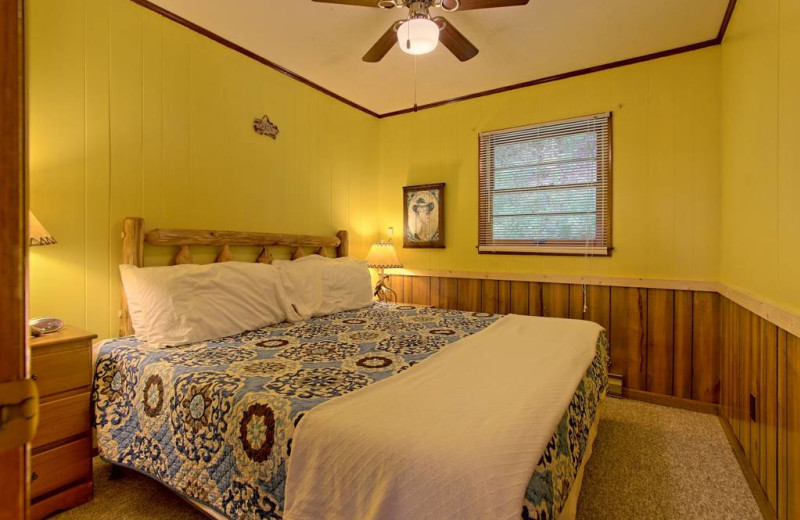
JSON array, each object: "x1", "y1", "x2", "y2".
[
  {"x1": 441, "y1": 0, "x2": 528, "y2": 11},
  {"x1": 363, "y1": 22, "x2": 400, "y2": 62},
  {"x1": 438, "y1": 19, "x2": 479, "y2": 61},
  {"x1": 312, "y1": 0, "x2": 381, "y2": 7}
]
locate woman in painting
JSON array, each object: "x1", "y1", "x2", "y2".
[{"x1": 408, "y1": 191, "x2": 439, "y2": 243}]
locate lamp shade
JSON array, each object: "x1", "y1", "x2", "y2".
[
  {"x1": 366, "y1": 242, "x2": 402, "y2": 269},
  {"x1": 396, "y1": 18, "x2": 439, "y2": 55},
  {"x1": 29, "y1": 211, "x2": 56, "y2": 246}
]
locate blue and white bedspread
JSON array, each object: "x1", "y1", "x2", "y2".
[{"x1": 93, "y1": 302, "x2": 608, "y2": 520}]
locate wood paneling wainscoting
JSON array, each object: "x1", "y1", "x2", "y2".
[
  {"x1": 719, "y1": 297, "x2": 800, "y2": 520},
  {"x1": 386, "y1": 271, "x2": 800, "y2": 520},
  {"x1": 385, "y1": 274, "x2": 721, "y2": 404}
]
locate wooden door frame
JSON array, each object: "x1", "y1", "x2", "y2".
[{"x1": 0, "y1": 0, "x2": 29, "y2": 519}]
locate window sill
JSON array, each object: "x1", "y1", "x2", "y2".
[{"x1": 478, "y1": 245, "x2": 612, "y2": 256}]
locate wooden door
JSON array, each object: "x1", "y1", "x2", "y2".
[{"x1": 0, "y1": 0, "x2": 30, "y2": 518}]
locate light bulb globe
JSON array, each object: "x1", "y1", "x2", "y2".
[{"x1": 396, "y1": 18, "x2": 440, "y2": 55}]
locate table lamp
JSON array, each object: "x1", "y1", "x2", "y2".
[
  {"x1": 366, "y1": 241, "x2": 403, "y2": 302},
  {"x1": 29, "y1": 211, "x2": 61, "y2": 335},
  {"x1": 29, "y1": 211, "x2": 56, "y2": 246}
]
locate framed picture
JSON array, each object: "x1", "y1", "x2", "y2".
[{"x1": 403, "y1": 183, "x2": 445, "y2": 249}]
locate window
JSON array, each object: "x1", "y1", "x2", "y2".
[{"x1": 478, "y1": 113, "x2": 611, "y2": 255}]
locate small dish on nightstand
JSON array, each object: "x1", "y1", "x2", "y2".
[{"x1": 29, "y1": 316, "x2": 64, "y2": 336}]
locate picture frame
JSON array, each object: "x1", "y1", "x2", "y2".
[{"x1": 403, "y1": 183, "x2": 445, "y2": 249}]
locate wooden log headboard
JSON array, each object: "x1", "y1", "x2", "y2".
[{"x1": 119, "y1": 216, "x2": 349, "y2": 337}]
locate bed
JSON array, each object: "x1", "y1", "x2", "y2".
[{"x1": 93, "y1": 217, "x2": 609, "y2": 520}]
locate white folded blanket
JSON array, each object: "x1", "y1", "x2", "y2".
[{"x1": 283, "y1": 314, "x2": 602, "y2": 520}]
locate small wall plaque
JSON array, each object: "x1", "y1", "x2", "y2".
[{"x1": 254, "y1": 115, "x2": 279, "y2": 139}]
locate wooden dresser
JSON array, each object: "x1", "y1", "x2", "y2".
[{"x1": 29, "y1": 326, "x2": 96, "y2": 520}]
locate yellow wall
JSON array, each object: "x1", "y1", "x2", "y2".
[
  {"x1": 720, "y1": 0, "x2": 800, "y2": 314},
  {"x1": 27, "y1": 0, "x2": 380, "y2": 339},
  {"x1": 378, "y1": 48, "x2": 722, "y2": 281},
  {"x1": 28, "y1": 0, "x2": 732, "y2": 340}
]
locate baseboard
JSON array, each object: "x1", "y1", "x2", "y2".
[
  {"x1": 621, "y1": 388, "x2": 719, "y2": 415},
  {"x1": 718, "y1": 414, "x2": 777, "y2": 520},
  {"x1": 30, "y1": 481, "x2": 93, "y2": 520}
]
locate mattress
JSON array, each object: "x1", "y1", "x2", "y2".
[{"x1": 93, "y1": 302, "x2": 608, "y2": 520}]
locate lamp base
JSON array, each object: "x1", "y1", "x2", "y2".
[{"x1": 373, "y1": 271, "x2": 398, "y2": 303}]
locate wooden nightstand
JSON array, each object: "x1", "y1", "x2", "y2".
[{"x1": 29, "y1": 325, "x2": 97, "y2": 520}]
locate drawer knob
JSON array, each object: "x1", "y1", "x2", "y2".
[
  {"x1": 31, "y1": 374, "x2": 37, "y2": 381},
  {"x1": 31, "y1": 472, "x2": 38, "y2": 482}
]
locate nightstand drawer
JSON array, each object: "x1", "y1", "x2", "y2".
[
  {"x1": 31, "y1": 437, "x2": 92, "y2": 499},
  {"x1": 31, "y1": 344, "x2": 92, "y2": 397},
  {"x1": 29, "y1": 326, "x2": 96, "y2": 518},
  {"x1": 33, "y1": 392, "x2": 92, "y2": 450}
]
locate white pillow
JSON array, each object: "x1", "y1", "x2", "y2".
[
  {"x1": 274, "y1": 255, "x2": 373, "y2": 318},
  {"x1": 120, "y1": 262, "x2": 301, "y2": 347},
  {"x1": 317, "y1": 257, "x2": 374, "y2": 316},
  {"x1": 120, "y1": 264, "x2": 178, "y2": 343}
]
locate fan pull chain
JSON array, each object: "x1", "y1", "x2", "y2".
[{"x1": 413, "y1": 55, "x2": 418, "y2": 111}]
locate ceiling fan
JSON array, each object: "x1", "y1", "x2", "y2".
[{"x1": 312, "y1": 0, "x2": 530, "y2": 62}]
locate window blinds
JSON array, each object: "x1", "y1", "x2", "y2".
[{"x1": 478, "y1": 112, "x2": 611, "y2": 255}]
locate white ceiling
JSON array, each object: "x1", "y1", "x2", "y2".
[{"x1": 148, "y1": 0, "x2": 730, "y2": 116}]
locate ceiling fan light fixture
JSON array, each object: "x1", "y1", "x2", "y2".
[{"x1": 396, "y1": 18, "x2": 439, "y2": 55}]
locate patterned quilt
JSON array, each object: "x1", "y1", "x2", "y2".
[{"x1": 93, "y1": 302, "x2": 608, "y2": 520}]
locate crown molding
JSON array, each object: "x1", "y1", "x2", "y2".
[
  {"x1": 130, "y1": 0, "x2": 738, "y2": 119},
  {"x1": 129, "y1": 0, "x2": 381, "y2": 118}
]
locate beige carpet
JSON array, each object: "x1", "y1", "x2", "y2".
[
  {"x1": 577, "y1": 398, "x2": 762, "y2": 520},
  {"x1": 53, "y1": 399, "x2": 762, "y2": 520}
]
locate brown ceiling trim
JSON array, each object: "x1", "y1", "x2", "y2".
[
  {"x1": 380, "y1": 0, "x2": 738, "y2": 117},
  {"x1": 131, "y1": 0, "x2": 737, "y2": 120},
  {"x1": 716, "y1": 0, "x2": 738, "y2": 43},
  {"x1": 129, "y1": 0, "x2": 381, "y2": 118},
  {"x1": 379, "y1": 39, "x2": 720, "y2": 118}
]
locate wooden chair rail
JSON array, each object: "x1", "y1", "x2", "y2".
[{"x1": 386, "y1": 268, "x2": 719, "y2": 292}]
